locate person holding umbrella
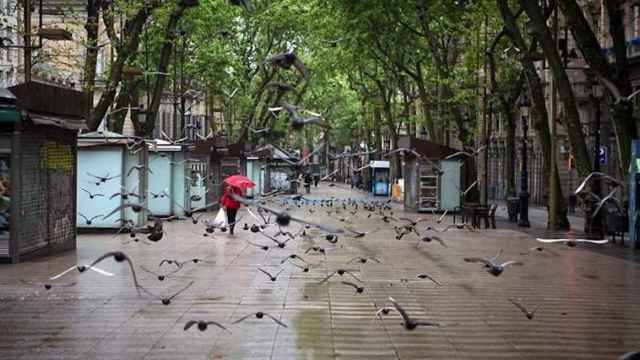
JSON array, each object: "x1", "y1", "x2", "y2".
[{"x1": 220, "y1": 174, "x2": 255, "y2": 235}]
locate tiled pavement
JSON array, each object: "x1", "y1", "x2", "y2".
[{"x1": 1, "y1": 183, "x2": 640, "y2": 359}]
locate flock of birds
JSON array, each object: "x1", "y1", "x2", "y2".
[{"x1": 11, "y1": 164, "x2": 640, "y2": 358}]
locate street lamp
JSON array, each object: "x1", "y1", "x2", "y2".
[
  {"x1": 518, "y1": 92, "x2": 531, "y2": 227},
  {"x1": 135, "y1": 105, "x2": 147, "y2": 128},
  {"x1": 586, "y1": 78, "x2": 604, "y2": 236},
  {"x1": 420, "y1": 126, "x2": 428, "y2": 140}
]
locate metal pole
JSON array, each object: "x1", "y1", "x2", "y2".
[
  {"x1": 549, "y1": 2, "x2": 560, "y2": 228},
  {"x1": 180, "y1": 34, "x2": 186, "y2": 139},
  {"x1": 518, "y1": 112, "x2": 530, "y2": 227},
  {"x1": 9, "y1": 128, "x2": 21, "y2": 263},
  {"x1": 588, "y1": 95, "x2": 603, "y2": 236},
  {"x1": 23, "y1": 0, "x2": 31, "y2": 82},
  {"x1": 172, "y1": 37, "x2": 178, "y2": 139}
]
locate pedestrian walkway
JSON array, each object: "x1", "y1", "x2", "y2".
[
  {"x1": 494, "y1": 202, "x2": 586, "y2": 234},
  {"x1": 0, "y1": 184, "x2": 639, "y2": 359}
]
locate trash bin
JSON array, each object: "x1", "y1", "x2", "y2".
[
  {"x1": 568, "y1": 194, "x2": 577, "y2": 213},
  {"x1": 507, "y1": 197, "x2": 519, "y2": 223},
  {"x1": 289, "y1": 180, "x2": 299, "y2": 194}
]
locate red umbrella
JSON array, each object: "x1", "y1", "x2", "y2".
[{"x1": 224, "y1": 174, "x2": 256, "y2": 189}]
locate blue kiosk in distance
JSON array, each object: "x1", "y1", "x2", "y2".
[{"x1": 370, "y1": 160, "x2": 390, "y2": 196}]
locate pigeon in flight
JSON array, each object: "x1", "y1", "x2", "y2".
[
  {"x1": 519, "y1": 246, "x2": 558, "y2": 256},
  {"x1": 347, "y1": 256, "x2": 381, "y2": 265},
  {"x1": 103, "y1": 203, "x2": 153, "y2": 220},
  {"x1": 258, "y1": 268, "x2": 284, "y2": 282},
  {"x1": 78, "y1": 213, "x2": 102, "y2": 225},
  {"x1": 139, "y1": 281, "x2": 194, "y2": 305},
  {"x1": 415, "y1": 235, "x2": 446, "y2": 248},
  {"x1": 140, "y1": 265, "x2": 181, "y2": 281},
  {"x1": 536, "y1": 238, "x2": 609, "y2": 247},
  {"x1": 159, "y1": 259, "x2": 183, "y2": 268},
  {"x1": 86, "y1": 172, "x2": 120, "y2": 185},
  {"x1": 398, "y1": 217, "x2": 429, "y2": 227},
  {"x1": 234, "y1": 196, "x2": 343, "y2": 234},
  {"x1": 444, "y1": 145, "x2": 486, "y2": 160},
  {"x1": 319, "y1": 269, "x2": 362, "y2": 284},
  {"x1": 590, "y1": 187, "x2": 623, "y2": 220},
  {"x1": 305, "y1": 246, "x2": 327, "y2": 254},
  {"x1": 272, "y1": 103, "x2": 326, "y2": 130},
  {"x1": 126, "y1": 165, "x2": 152, "y2": 177},
  {"x1": 264, "y1": 51, "x2": 308, "y2": 78},
  {"x1": 20, "y1": 279, "x2": 76, "y2": 291},
  {"x1": 49, "y1": 264, "x2": 114, "y2": 280},
  {"x1": 109, "y1": 186, "x2": 141, "y2": 200},
  {"x1": 574, "y1": 171, "x2": 623, "y2": 194},
  {"x1": 341, "y1": 281, "x2": 364, "y2": 293},
  {"x1": 259, "y1": 230, "x2": 292, "y2": 248},
  {"x1": 81, "y1": 188, "x2": 104, "y2": 199},
  {"x1": 184, "y1": 320, "x2": 230, "y2": 332},
  {"x1": 245, "y1": 239, "x2": 271, "y2": 251},
  {"x1": 464, "y1": 249, "x2": 523, "y2": 276},
  {"x1": 249, "y1": 127, "x2": 271, "y2": 135},
  {"x1": 179, "y1": 258, "x2": 215, "y2": 267},
  {"x1": 417, "y1": 273, "x2": 443, "y2": 286},
  {"x1": 280, "y1": 254, "x2": 309, "y2": 266},
  {"x1": 618, "y1": 352, "x2": 640, "y2": 360},
  {"x1": 79, "y1": 251, "x2": 142, "y2": 290},
  {"x1": 344, "y1": 226, "x2": 380, "y2": 238},
  {"x1": 508, "y1": 298, "x2": 538, "y2": 320},
  {"x1": 384, "y1": 296, "x2": 440, "y2": 330},
  {"x1": 231, "y1": 312, "x2": 287, "y2": 328}
]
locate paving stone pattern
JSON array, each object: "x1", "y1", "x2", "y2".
[{"x1": 1, "y1": 184, "x2": 639, "y2": 359}]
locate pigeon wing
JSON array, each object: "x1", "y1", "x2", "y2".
[
  {"x1": 184, "y1": 320, "x2": 198, "y2": 331},
  {"x1": 206, "y1": 321, "x2": 229, "y2": 331},
  {"x1": 166, "y1": 281, "x2": 194, "y2": 300},
  {"x1": 231, "y1": 313, "x2": 254, "y2": 325},
  {"x1": 263, "y1": 312, "x2": 288, "y2": 328}
]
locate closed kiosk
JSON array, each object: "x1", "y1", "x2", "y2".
[{"x1": 370, "y1": 160, "x2": 390, "y2": 196}]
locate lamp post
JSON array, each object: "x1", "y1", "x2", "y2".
[
  {"x1": 420, "y1": 126, "x2": 428, "y2": 140},
  {"x1": 518, "y1": 92, "x2": 531, "y2": 228},
  {"x1": 179, "y1": 29, "x2": 187, "y2": 140},
  {"x1": 585, "y1": 78, "x2": 604, "y2": 236}
]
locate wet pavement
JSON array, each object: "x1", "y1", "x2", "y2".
[{"x1": 1, "y1": 183, "x2": 640, "y2": 359}]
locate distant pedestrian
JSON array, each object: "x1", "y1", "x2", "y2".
[
  {"x1": 304, "y1": 172, "x2": 312, "y2": 194},
  {"x1": 220, "y1": 184, "x2": 242, "y2": 235}
]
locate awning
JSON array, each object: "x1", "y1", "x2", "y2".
[
  {"x1": 370, "y1": 160, "x2": 390, "y2": 169},
  {"x1": 0, "y1": 108, "x2": 20, "y2": 123},
  {"x1": 28, "y1": 112, "x2": 86, "y2": 130}
]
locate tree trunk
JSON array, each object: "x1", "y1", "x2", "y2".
[
  {"x1": 558, "y1": 0, "x2": 637, "y2": 175},
  {"x1": 83, "y1": 0, "x2": 100, "y2": 108},
  {"x1": 109, "y1": 78, "x2": 131, "y2": 133},
  {"x1": 88, "y1": 0, "x2": 161, "y2": 131},
  {"x1": 498, "y1": 0, "x2": 570, "y2": 228},
  {"x1": 520, "y1": 0, "x2": 591, "y2": 177},
  {"x1": 145, "y1": 0, "x2": 199, "y2": 137}
]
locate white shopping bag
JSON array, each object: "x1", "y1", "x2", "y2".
[{"x1": 213, "y1": 208, "x2": 228, "y2": 228}]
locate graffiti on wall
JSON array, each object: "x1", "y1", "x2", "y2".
[
  {"x1": 40, "y1": 141, "x2": 73, "y2": 174},
  {"x1": 270, "y1": 171, "x2": 290, "y2": 191}
]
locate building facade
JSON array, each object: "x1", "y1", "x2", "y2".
[{"x1": 487, "y1": 1, "x2": 636, "y2": 207}]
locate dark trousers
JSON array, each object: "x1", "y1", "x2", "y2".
[{"x1": 226, "y1": 208, "x2": 238, "y2": 233}]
